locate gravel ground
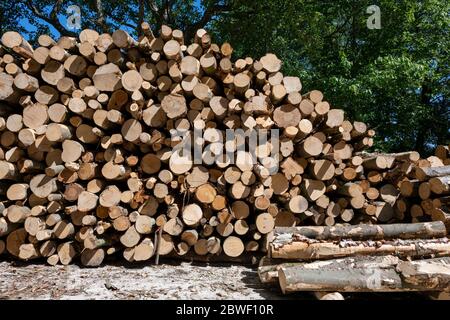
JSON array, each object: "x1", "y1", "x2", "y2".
[
  {"x1": 0, "y1": 260, "x2": 430, "y2": 300},
  {"x1": 0, "y1": 260, "x2": 294, "y2": 300}
]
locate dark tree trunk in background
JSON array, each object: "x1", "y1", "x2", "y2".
[{"x1": 415, "y1": 83, "x2": 432, "y2": 155}]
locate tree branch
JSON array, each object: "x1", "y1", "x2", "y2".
[
  {"x1": 95, "y1": 0, "x2": 110, "y2": 33},
  {"x1": 147, "y1": 0, "x2": 160, "y2": 14},
  {"x1": 162, "y1": 0, "x2": 169, "y2": 23},
  {"x1": 50, "y1": 0, "x2": 63, "y2": 21},
  {"x1": 119, "y1": 21, "x2": 138, "y2": 29},
  {"x1": 185, "y1": 2, "x2": 231, "y2": 42},
  {"x1": 146, "y1": 0, "x2": 164, "y2": 27},
  {"x1": 104, "y1": 14, "x2": 137, "y2": 31},
  {"x1": 25, "y1": 0, "x2": 76, "y2": 37},
  {"x1": 137, "y1": 0, "x2": 145, "y2": 36},
  {"x1": 196, "y1": 3, "x2": 231, "y2": 28},
  {"x1": 167, "y1": 0, "x2": 175, "y2": 25},
  {"x1": 325, "y1": 15, "x2": 353, "y2": 40}
]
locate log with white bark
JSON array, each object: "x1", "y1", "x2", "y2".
[
  {"x1": 270, "y1": 236, "x2": 450, "y2": 260},
  {"x1": 416, "y1": 165, "x2": 450, "y2": 181},
  {"x1": 271, "y1": 221, "x2": 447, "y2": 241},
  {"x1": 0, "y1": 24, "x2": 428, "y2": 266},
  {"x1": 278, "y1": 255, "x2": 450, "y2": 293}
]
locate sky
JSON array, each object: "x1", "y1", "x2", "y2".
[
  {"x1": 18, "y1": 10, "x2": 126, "y2": 41},
  {"x1": 19, "y1": 18, "x2": 39, "y2": 41}
]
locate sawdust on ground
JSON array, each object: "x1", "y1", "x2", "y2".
[{"x1": 0, "y1": 260, "x2": 428, "y2": 300}]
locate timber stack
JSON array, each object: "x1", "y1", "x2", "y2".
[
  {"x1": 353, "y1": 149, "x2": 450, "y2": 226},
  {"x1": 397, "y1": 146, "x2": 450, "y2": 228},
  {"x1": 259, "y1": 222, "x2": 450, "y2": 298},
  {"x1": 0, "y1": 23, "x2": 449, "y2": 267}
]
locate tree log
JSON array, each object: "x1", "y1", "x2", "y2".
[
  {"x1": 272, "y1": 221, "x2": 446, "y2": 241},
  {"x1": 271, "y1": 237, "x2": 450, "y2": 261},
  {"x1": 278, "y1": 255, "x2": 450, "y2": 293}
]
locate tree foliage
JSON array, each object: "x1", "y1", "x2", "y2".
[
  {"x1": 214, "y1": 0, "x2": 449, "y2": 154},
  {"x1": 0, "y1": 0, "x2": 448, "y2": 154}
]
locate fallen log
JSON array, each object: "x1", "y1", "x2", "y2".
[
  {"x1": 416, "y1": 165, "x2": 450, "y2": 181},
  {"x1": 0, "y1": 22, "x2": 440, "y2": 267},
  {"x1": 270, "y1": 237, "x2": 450, "y2": 260},
  {"x1": 271, "y1": 221, "x2": 447, "y2": 241},
  {"x1": 278, "y1": 255, "x2": 450, "y2": 293}
]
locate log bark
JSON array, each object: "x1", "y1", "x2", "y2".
[
  {"x1": 272, "y1": 221, "x2": 446, "y2": 241},
  {"x1": 0, "y1": 25, "x2": 404, "y2": 265},
  {"x1": 271, "y1": 237, "x2": 450, "y2": 260},
  {"x1": 416, "y1": 166, "x2": 450, "y2": 181},
  {"x1": 278, "y1": 255, "x2": 450, "y2": 293}
]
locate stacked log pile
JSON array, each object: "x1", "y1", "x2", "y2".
[
  {"x1": 399, "y1": 177, "x2": 450, "y2": 226},
  {"x1": 397, "y1": 147, "x2": 450, "y2": 227},
  {"x1": 259, "y1": 222, "x2": 450, "y2": 295},
  {"x1": 353, "y1": 150, "x2": 450, "y2": 226},
  {"x1": 0, "y1": 23, "x2": 448, "y2": 267},
  {"x1": 435, "y1": 145, "x2": 450, "y2": 165}
]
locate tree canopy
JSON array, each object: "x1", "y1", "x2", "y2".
[{"x1": 1, "y1": 0, "x2": 448, "y2": 155}]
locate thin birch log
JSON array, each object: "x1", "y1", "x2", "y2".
[{"x1": 278, "y1": 255, "x2": 450, "y2": 293}]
